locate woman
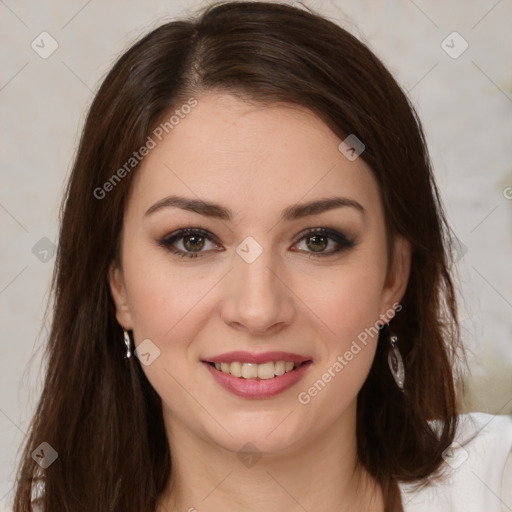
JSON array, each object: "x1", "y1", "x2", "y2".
[{"x1": 13, "y1": 2, "x2": 512, "y2": 511}]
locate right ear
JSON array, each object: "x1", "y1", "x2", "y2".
[{"x1": 108, "y1": 261, "x2": 134, "y2": 330}]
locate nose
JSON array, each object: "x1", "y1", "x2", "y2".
[{"x1": 220, "y1": 246, "x2": 296, "y2": 336}]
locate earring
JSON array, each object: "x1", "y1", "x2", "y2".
[
  {"x1": 387, "y1": 334, "x2": 405, "y2": 391},
  {"x1": 123, "y1": 329, "x2": 132, "y2": 359}
]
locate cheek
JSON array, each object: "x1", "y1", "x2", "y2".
[
  {"x1": 122, "y1": 257, "x2": 219, "y2": 417},
  {"x1": 306, "y1": 258, "x2": 385, "y2": 344},
  {"x1": 123, "y1": 256, "x2": 215, "y2": 351},
  {"x1": 294, "y1": 268, "x2": 384, "y2": 430}
]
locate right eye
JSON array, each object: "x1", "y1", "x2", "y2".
[{"x1": 159, "y1": 228, "x2": 222, "y2": 258}]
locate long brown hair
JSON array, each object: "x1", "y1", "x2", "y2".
[{"x1": 14, "y1": 2, "x2": 461, "y2": 511}]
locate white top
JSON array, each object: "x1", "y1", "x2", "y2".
[{"x1": 399, "y1": 412, "x2": 512, "y2": 512}]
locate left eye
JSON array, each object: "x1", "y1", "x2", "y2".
[
  {"x1": 293, "y1": 228, "x2": 355, "y2": 257},
  {"x1": 159, "y1": 227, "x2": 354, "y2": 259},
  {"x1": 295, "y1": 232, "x2": 340, "y2": 254}
]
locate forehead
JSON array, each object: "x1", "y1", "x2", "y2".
[{"x1": 127, "y1": 92, "x2": 381, "y2": 222}]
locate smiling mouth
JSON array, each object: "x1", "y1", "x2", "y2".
[{"x1": 205, "y1": 360, "x2": 311, "y2": 380}]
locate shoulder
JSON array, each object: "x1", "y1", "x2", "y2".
[{"x1": 399, "y1": 412, "x2": 512, "y2": 512}]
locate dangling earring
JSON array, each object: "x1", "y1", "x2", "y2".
[
  {"x1": 388, "y1": 334, "x2": 405, "y2": 391},
  {"x1": 123, "y1": 329, "x2": 132, "y2": 359}
]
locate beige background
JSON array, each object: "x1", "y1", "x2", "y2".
[{"x1": 1, "y1": 0, "x2": 511, "y2": 509}]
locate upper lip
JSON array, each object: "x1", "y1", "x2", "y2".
[{"x1": 203, "y1": 351, "x2": 312, "y2": 364}]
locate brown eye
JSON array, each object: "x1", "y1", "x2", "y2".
[
  {"x1": 159, "y1": 228, "x2": 220, "y2": 258},
  {"x1": 182, "y1": 234, "x2": 206, "y2": 252},
  {"x1": 305, "y1": 234, "x2": 329, "y2": 252},
  {"x1": 294, "y1": 228, "x2": 355, "y2": 257}
]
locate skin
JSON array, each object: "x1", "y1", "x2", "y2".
[{"x1": 109, "y1": 92, "x2": 411, "y2": 512}]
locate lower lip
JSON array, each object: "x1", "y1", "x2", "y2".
[{"x1": 203, "y1": 361, "x2": 312, "y2": 399}]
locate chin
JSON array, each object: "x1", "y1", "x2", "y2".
[{"x1": 205, "y1": 412, "x2": 311, "y2": 457}]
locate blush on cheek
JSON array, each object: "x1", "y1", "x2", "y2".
[{"x1": 126, "y1": 262, "x2": 209, "y2": 330}]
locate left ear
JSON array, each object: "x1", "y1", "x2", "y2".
[{"x1": 379, "y1": 234, "x2": 412, "y2": 313}]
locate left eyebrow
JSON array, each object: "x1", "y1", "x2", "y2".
[
  {"x1": 282, "y1": 197, "x2": 365, "y2": 221},
  {"x1": 144, "y1": 195, "x2": 365, "y2": 221}
]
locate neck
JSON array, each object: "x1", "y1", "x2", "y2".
[{"x1": 156, "y1": 402, "x2": 384, "y2": 512}]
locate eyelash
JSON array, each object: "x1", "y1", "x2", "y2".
[{"x1": 158, "y1": 227, "x2": 355, "y2": 259}]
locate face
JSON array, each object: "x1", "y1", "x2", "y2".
[{"x1": 109, "y1": 92, "x2": 410, "y2": 457}]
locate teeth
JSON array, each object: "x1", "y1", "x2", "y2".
[
  {"x1": 241, "y1": 363, "x2": 258, "y2": 379},
  {"x1": 257, "y1": 362, "x2": 275, "y2": 380},
  {"x1": 230, "y1": 361, "x2": 242, "y2": 377},
  {"x1": 213, "y1": 360, "x2": 299, "y2": 379},
  {"x1": 274, "y1": 361, "x2": 285, "y2": 376}
]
